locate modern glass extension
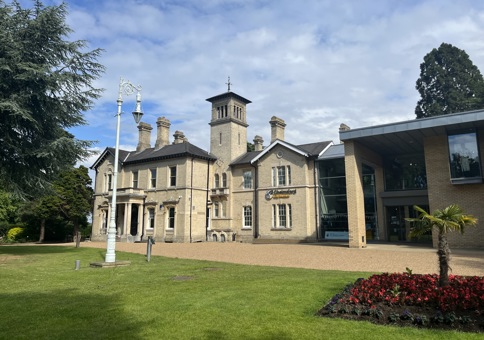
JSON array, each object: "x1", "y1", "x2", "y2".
[{"x1": 318, "y1": 158, "x2": 376, "y2": 240}]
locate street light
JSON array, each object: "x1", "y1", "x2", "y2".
[{"x1": 105, "y1": 77, "x2": 143, "y2": 263}]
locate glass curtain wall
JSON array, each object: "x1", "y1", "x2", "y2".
[
  {"x1": 318, "y1": 159, "x2": 376, "y2": 239},
  {"x1": 384, "y1": 154, "x2": 427, "y2": 191}
]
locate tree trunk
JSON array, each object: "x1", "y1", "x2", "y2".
[
  {"x1": 437, "y1": 232, "x2": 450, "y2": 287},
  {"x1": 38, "y1": 218, "x2": 45, "y2": 243},
  {"x1": 73, "y1": 219, "x2": 80, "y2": 248}
]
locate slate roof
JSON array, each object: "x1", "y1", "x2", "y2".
[
  {"x1": 91, "y1": 142, "x2": 217, "y2": 169},
  {"x1": 229, "y1": 140, "x2": 332, "y2": 166},
  {"x1": 317, "y1": 143, "x2": 345, "y2": 160}
]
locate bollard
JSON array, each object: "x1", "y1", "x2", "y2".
[
  {"x1": 75, "y1": 260, "x2": 81, "y2": 270},
  {"x1": 146, "y1": 236, "x2": 155, "y2": 262}
]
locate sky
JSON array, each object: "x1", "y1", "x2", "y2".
[{"x1": 14, "y1": 0, "x2": 484, "y2": 179}]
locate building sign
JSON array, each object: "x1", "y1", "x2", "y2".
[
  {"x1": 265, "y1": 189, "x2": 296, "y2": 200},
  {"x1": 325, "y1": 231, "x2": 349, "y2": 240}
]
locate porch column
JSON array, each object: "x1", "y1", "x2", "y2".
[
  {"x1": 121, "y1": 203, "x2": 129, "y2": 238},
  {"x1": 344, "y1": 140, "x2": 367, "y2": 248}
]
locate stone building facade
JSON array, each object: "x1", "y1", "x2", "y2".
[{"x1": 91, "y1": 89, "x2": 331, "y2": 243}]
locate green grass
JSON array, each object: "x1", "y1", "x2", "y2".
[{"x1": 0, "y1": 245, "x2": 480, "y2": 340}]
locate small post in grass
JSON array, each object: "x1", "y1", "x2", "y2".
[{"x1": 147, "y1": 236, "x2": 155, "y2": 262}]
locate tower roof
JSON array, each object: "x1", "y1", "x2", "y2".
[{"x1": 206, "y1": 91, "x2": 252, "y2": 104}]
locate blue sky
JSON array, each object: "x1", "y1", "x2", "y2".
[{"x1": 14, "y1": 0, "x2": 484, "y2": 178}]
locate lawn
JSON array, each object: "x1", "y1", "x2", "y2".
[{"x1": 0, "y1": 245, "x2": 480, "y2": 339}]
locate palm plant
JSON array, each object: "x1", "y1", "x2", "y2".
[{"x1": 407, "y1": 205, "x2": 477, "y2": 287}]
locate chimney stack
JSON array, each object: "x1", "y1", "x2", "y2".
[
  {"x1": 173, "y1": 130, "x2": 185, "y2": 144},
  {"x1": 339, "y1": 123, "x2": 351, "y2": 132},
  {"x1": 253, "y1": 135, "x2": 264, "y2": 151},
  {"x1": 270, "y1": 116, "x2": 286, "y2": 143},
  {"x1": 136, "y1": 122, "x2": 152, "y2": 152},
  {"x1": 155, "y1": 117, "x2": 171, "y2": 149}
]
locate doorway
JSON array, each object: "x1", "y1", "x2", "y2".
[
  {"x1": 130, "y1": 204, "x2": 138, "y2": 236},
  {"x1": 386, "y1": 206, "x2": 406, "y2": 241}
]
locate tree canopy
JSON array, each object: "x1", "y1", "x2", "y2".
[
  {"x1": 415, "y1": 42, "x2": 484, "y2": 118},
  {"x1": 0, "y1": 0, "x2": 104, "y2": 198}
]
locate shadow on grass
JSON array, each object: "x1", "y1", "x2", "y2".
[
  {"x1": 0, "y1": 289, "x2": 145, "y2": 339},
  {"x1": 0, "y1": 245, "x2": 79, "y2": 256}
]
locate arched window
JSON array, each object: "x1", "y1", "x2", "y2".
[
  {"x1": 222, "y1": 173, "x2": 227, "y2": 187},
  {"x1": 214, "y1": 174, "x2": 220, "y2": 188}
]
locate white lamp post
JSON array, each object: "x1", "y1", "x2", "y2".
[{"x1": 105, "y1": 77, "x2": 143, "y2": 263}]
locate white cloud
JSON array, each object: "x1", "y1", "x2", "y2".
[{"x1": 43, "y1": 0, "x2": 484, "y2": 180}]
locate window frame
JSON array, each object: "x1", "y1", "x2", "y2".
[
  {"x1": 447, "y1": 131, "x2": 482, "y2": 184},
  {"x1": 150, "y1": 168, "x2": 157, "y2": 189},
  {"x1": 106, "y1": 174, "x2": 113, "y2": 191},
  {"x1": 272, "y1": 203, "x2": 292, "y2": 229},
  {"x1": 243, "y1": 206, "x2": 252, "y2": 229},
  {"x1": 132, "y1": 171, "x2": 139, "y2": 189},
  {"x1": 169, "y1": 166, "x2": 177, "y2": 187},
  {"x1": 147, "y1": 208, "x2": 155, "y2": 230},
  {"x1": 167, "y1": 207, "x2": 175, "y2": 229},
  {"x1": 272, "y1": 166, "x2": 291, "y2": 187},
  {"x1": 243, "y1": 170, "x2": 252, "y2": 189}
]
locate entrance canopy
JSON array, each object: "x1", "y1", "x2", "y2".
[{"x1": 339, "y1": 109, "x2": 484, "y2": 156}]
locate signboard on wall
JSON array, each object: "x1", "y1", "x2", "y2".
[
  {"x1": 325, "y1": 231, "x2": 349, "y2": 240},
  {"x1": 265, "y1": 189, "x2": 297, "y2": 200}
]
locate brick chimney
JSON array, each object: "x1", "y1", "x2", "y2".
[
  {"x1": 253, "y1": 135, "x2": 264, "y2": 151},
  {"x1": 155, "y1": 117, "x2": 171, "y2": 149},
  {"x1": 173, "y1": 130, "x2": 185, "y2": 144},
  {"x1": 270, "y1": 116, "x2": 286, "y2": 143},
  {"x1": 136, "y1": 122, "x2": 152, "y2": 152}
]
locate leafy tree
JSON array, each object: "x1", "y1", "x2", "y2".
[
  {"x1": 31, "y1": 194, "x2": 61, "y2": 243},
  {"x1": 415, "y1": 42, "x2": 484, "y2": 118},
  {"x1": 19, "y1": 166, "x2": 92, "y2": 243},
  {"x1": 0, "y1": 190, "x2": 19, "y2": 223},
  {"x1": 247, "y1": 142, "x2": 255, "y2": 152},
  {"x1": 407, "y1": 205, "x2": 477, "y2": 287},
  {"x1": 53, "y1": 166, "x2": 93, "y2": 246},
  {"x1": 0, "y1": 0, "x2": 104, "y2": 198}
]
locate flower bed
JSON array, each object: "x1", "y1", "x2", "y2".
[{"x1": 317, "y1": 272, "x2": 484, "y2": 333}]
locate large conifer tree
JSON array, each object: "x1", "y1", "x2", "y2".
[
  {"x1": 415, "y1": 43, "x2": 484, "y2": 118},
  {"x1": 0, "y1": 0, "x2": 104, "y2": 197}
]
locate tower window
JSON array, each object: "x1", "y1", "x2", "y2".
[{"x1": 219, "y1": 132, "x2": 222, "y2": 145}]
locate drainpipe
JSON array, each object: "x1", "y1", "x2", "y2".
[
  {"x1": 251, "y1": 162, "x2": 259, "y2": 239},
  {"x1": 141, "y1": 197, "x2": 146, "y2": 241},
  {"x1": 189, "y1": 157, "x2": 194, "y2": 243},
  {"x1": 205, "y1": 159, "x2": 210, "y2": 241},
  {"x1": 313, "y1": 159, "x2": 320, "y2": 241}
]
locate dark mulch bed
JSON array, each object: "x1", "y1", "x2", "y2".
[{"x1": 318, "y1": 295, "x2": 484, "y2": 333}]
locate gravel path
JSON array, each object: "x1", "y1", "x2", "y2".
[{"x1": 78, "y1": 241, "x2": 484, "y2": 276}]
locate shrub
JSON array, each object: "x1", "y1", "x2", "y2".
[{"x1": 6, "y1": 227, "x2": 25, "y2": 242}]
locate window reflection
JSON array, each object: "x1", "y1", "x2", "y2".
[{"x1": 448, "y1": 132, "x2": 481, "y2": 183}]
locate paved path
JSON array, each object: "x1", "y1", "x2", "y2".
[{"x1": 77, "y1": 241, "x2": 484, "y2": 276}]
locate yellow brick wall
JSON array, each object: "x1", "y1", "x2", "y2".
[{"x1": 424, "y1": 134, "x2": 484, "y2": 248}]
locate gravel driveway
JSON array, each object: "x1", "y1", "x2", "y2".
[{"x1": 79, "y1": 241, "x2": 484, "y2": 276}]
